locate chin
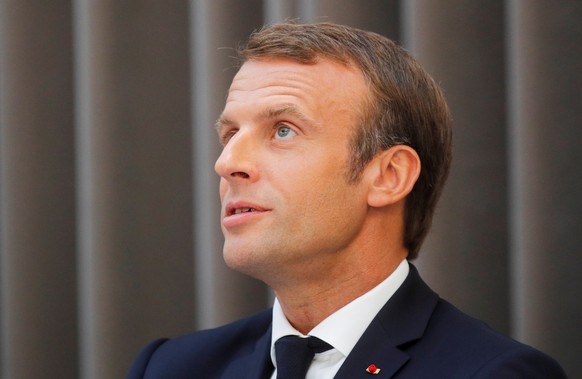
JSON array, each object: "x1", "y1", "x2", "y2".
[{"x1": 223, "y1": 246, "x2": 267, "y2": 279}]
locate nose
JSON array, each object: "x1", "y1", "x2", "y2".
[{"x1": 214, "y1": 131, "x2": 259, "y2": 182}]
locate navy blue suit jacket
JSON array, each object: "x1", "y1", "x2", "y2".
[{"x1": 127, "y1": 265, "x2": 567, "y2": 378}]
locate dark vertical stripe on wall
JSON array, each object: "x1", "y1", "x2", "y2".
[
  {"x1": 299, "y1": 0, "x2": 400, "y2": 41},
  {"x1": 74, "y1": 1, "x2": 195, "y2": 378},
  {"x1": 508, "y1": 1, "x2": 582, "y2": 377},
  {"x1": 404, "y1": 0, "x2": 510, "y2": 335},
  {"x1": 265, "y1": 0, "x2": 298, "y2": 23},
  {"x1": 0, "y1": 1, "x2": 78, "y2": 378}
]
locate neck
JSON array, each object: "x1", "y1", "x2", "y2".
[{"x1": 273, "y1": 248, "x2": 407, "y2": 334}]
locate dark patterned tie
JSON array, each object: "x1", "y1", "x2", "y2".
[{"x1": 275, "y1": 335, "x2": 333, "y2": 379}]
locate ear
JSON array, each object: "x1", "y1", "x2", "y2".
[{"x1": 365, "y1": 145, "x2": 421, "y2": 208}]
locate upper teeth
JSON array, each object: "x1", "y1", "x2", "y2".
[{"x1": 234, "y1": 207, "x2": 255, "y2": 214}]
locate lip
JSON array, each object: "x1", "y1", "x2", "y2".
[{"x1": 222, "y1": 201, "x2": 270, "y2": 228}]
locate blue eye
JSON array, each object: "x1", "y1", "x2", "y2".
[{"x1": 275, "y1": 125, "x2": 296, "y2": 139}]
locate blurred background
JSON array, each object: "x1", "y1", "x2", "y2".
[{"x1": 1, "y1": 0, "x2": 581, "y2": 378}]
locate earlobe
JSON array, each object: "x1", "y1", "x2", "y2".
[{"x1": 366, "y1": 145, "x2": 421, "y2": 208}]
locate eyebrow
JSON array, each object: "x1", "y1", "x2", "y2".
[
  {"x1": 215, "y1": 114, "x2": 235, "y2": 133},
  {"x1": 261, "y1": 105, "x2": 314, "y2": 124},
  {"x1": 215, "y1": 105, "x2": 317, "y2": 133}
]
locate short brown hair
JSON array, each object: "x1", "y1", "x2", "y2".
[{"x1": 238, "y1": 22, "x2": 452, "y2": 259}]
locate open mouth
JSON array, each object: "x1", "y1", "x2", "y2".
[
  {"x1": 223, "y1": 203, "x2": 269, "y2": 227},
  {"x1": 233, "y1": 207, "x2": 256, "y2": 215},
  {"x1": 226, "y1": 204, "x2": 266, "y2": 217}
]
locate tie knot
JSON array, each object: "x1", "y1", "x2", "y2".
[{"x1": 275, "y1": 336, "x2": 332, "y2": 379}]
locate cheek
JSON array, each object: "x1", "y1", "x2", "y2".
[
  {"x1": 219, "y1": 179, "x2": 228, "y2": 200},
  {"x1": 295, "y1": 175, "x2": 356, "y2": 218},
  {"x1": 271, "y1": 147, "x2": 354, "y2": 209}
]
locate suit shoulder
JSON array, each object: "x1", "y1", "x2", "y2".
[
  {"x1": 428, "y1": 299, "x2": 527, "y2": 351},
  {"x1": 471, "y1": 342, "x2": 568, "y2": 378},
  {"x1": 157, "y1": 308, "x2": 271, "y2": 356},
  {"x1": 409, "y1": 299, "x2": 566, "y2": 378},
  {"x1": 127, "y1": 308, "x2": 272, "y2": 379},
  {"x1": 172, "y1": 307, "x2": 273, "y2": 348}
]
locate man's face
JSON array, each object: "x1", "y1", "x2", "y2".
[{"x1": 215, "y1": 58, "x2": 371, "y2": 285}]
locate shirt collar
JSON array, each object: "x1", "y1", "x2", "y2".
[{"x1": 270, "y1": 259, "x2": 409, "y2": 363}]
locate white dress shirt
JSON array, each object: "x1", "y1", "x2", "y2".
[{"x1": 270, "y1": 259, "x2": 409, "y2": 379}]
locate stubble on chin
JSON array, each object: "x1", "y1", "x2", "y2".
[{"x1": 223, "y1": 241, "x2": 267, "y2": 279}]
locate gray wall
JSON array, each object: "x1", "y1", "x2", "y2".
[{"x1": 0, "y1": 0, "x2": 580, "y2": 378}]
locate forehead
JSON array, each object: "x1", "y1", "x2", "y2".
[{"x1": 223, "y1": 58, "x2": 368, "y2": 120}]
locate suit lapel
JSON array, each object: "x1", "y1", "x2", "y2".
[
  {"x1": 220, "y1": 322, "x2": 273, "y2": 379},
  {"x1": 333, "y1": 318, "x2": 409, "y2": 378},
  {"x1": 334, "y1": 264, "x2": 439, "y2": 379},
  {"x1": 218, "y1": 265, "x2": 438, "y2": 379},
  {"x1": 246, "y1": 326, "x2": 273, "y2": 379}
]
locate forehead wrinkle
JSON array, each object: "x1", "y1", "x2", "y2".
[
  {"x1": 259, "y1": 105, "x2": 320, "y2": 128},
  {"x1": 222, "y1": 60, "x2": 362, "y2": 133},
  {"x1": 227, "y1": 70, "x2": 320, "y2": 101},
  {"x1": 214, "y1": 104, "x2": 321, "y2": 136}
]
